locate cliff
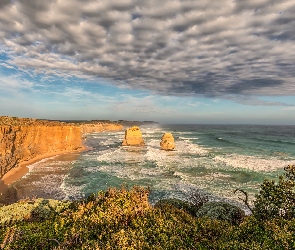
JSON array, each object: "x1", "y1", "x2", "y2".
[
  {"x1": 0, "y1": 117, "x2": 123, "y2": 179},
  {"x1": 80, "y1": 123, "x2": 123, "y2": 134}
]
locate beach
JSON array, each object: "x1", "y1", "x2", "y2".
[
  {"x1": 2, "y1": 124, "x2": 294, "y2": 212},
  {"x1": 0, "y1": 146, "x2": 88, "y2": 204}
]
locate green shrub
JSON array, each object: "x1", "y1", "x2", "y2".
[
  {"x1": 0, "y1": 199, "x2": 71, "y2": 225},
  {"x1": 196, "y1": 201, "x2": 245, "y2": 225},
  {"x1": 253, "y1": 165, "x2": 295, "y2": 221},
  {"x1": 154, "y1": 198, "x2": 198, "y2": 216},
  {"x1": 187, "y1": 188, "x2": 209, "y2": 209}
]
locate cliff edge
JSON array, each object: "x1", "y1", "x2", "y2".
[{"x1": 0, "y1": 117, "x2": 123, "y2": 179}]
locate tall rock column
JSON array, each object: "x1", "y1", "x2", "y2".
[
  {"x1": 122, "y1": 126, "x2": 145, "y2": 146},
  {"x1": 160, "y1": 133, "x2": 175, "y2": 150}
]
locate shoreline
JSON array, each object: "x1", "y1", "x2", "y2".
[{"x1": 0, "y1": 145, "x2": 89, "y2": 197}]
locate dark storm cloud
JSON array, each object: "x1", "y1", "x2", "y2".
[
  {"x1": 0, "y1": 0, "x2": 295, "y2": 100},
  {"x1": 0, "y1": 0, "x2": 11, "y2": 8},
  {"x1": 226, "y1": 79, "x2": 284, "y2": 94}
]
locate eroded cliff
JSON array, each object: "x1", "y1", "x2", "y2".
[
  {"x1": 0, "y1": 117, "x2": 123, "y2": 179},
  {"x1": 122, "y1": 126, "x2": 145, "y2": 146},
  {"x1": 160, "y1": 133, "x2": 175, "y2": 151}
]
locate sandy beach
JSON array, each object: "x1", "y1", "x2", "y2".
[{"x1": 0, "y1": 146, "x2": 88, "y2": 203}]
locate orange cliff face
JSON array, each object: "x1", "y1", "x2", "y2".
[
  {"x1": 0, "y1": 117, "x2": 123, "y2": 179},
  {"x1": 0, "y1": 123, "x2": 82, "y2": 179}
]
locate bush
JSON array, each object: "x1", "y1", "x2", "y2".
[
  {"x1": 253, "y1": 165, "x2": 295, "y2": 221},
  {"x1": 187, "y1": 188, "x2": 209, "y2": 209},
  {"x1": 154, "y1": 198, "x2": 198, "y2": 216},
  {"x1": 1, "y1": 185, "x2": 295, "y2": 249},
  {"x1": 0, "y1": 199, "x2": 71, "y2": 225},
  {"x1": 196, "y1": 201, "x2": 245, "y2": 225}
]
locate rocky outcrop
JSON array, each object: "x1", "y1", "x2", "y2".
[
  {"x1": 122, "y1": 126, "x2": 145, "y2": 146},
  {"x1": 160, "y1": 133, "x2": 175, "y2": 151},
  {"x1": 0, "y1": 117, "x2": 123, "y2": 179},
  {"x1": 0, "y1": 118, "x2": 82, "y2": 179}
]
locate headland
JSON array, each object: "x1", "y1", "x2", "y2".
[{"x1": 0, "y1": 116, "x2": 123, "y2": 196}]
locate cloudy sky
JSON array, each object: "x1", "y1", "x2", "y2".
[{"x1": 0, "y1": 0, "x2": 295, "y2": 124}]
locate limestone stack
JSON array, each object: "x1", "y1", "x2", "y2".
[
  {"x1": 122, "y1": 126, "x2": 145, "y2": 146},
  {"x1": 160, "y1": 133, "x2": 175, "y2": 150}
]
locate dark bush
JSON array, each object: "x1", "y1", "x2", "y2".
[
  {"x1": 196, "y1": 201, "x2": 245, "y2": 225},
  {"x1": 187, "y1": 188, "x2": 209, "y2": 209},
  {"x1": 154, "y1": 198, "x2": 198, "y2": 217}
]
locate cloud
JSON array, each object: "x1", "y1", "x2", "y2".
[
  {"x1": 0, "y1": 73, "x2": 35, "y2": 93},
  {"x1": 0, "y1": 62, "x2": 15, "y2": 69},
  {"x1": 282, "y1": 106, "x2": 295, "y2": 111},
  {"x1": 0, "y1": 0, "x2": 295, "y2": 100},
  {"x1": 227, "y1": 96, "x2": 295, "y2": 107}
]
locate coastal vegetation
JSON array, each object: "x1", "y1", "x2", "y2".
[{"x1": 1, "y1": 166, "x2": 295, "y2": 249}]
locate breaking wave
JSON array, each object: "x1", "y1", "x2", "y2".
[{"x1": 13, "y1": 124, "x2": 295, "y2": 211}]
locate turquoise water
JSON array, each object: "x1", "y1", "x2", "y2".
[{"x1": 13, "y1": 124, "x2": 295, "y2": 210}]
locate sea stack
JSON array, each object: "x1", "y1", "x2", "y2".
[
  {"x1": 160, "y1": 133, "x2": 175, "y2": 151},
  {"x1": 122, "y1": 126, "x2": 145, "y2": 146}
]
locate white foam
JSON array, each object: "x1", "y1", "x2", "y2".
[
  {"x1": 26, "y1": 156, "x2": 59, "y2": 171},
  {"x1": 213, "y1": 154, "x2": 295, "y2": 172},
  {"x1": 175, "y1": 140, "x2": 209, "y2": 155},
  {"x1": 100, "y1": 139, "x2": 115, "y2": 146},
  {"x1": 143, "y1": 130, "x2": 165, "y2": 134},
  {"x1": 139, "y1": 167, "x2": 167, "y2": 176},
  {"x1": 173, "y1": 171, "x2": 191, "y2": 181},
  {"x1": 178, "y1": 137, "x2": 199, "y2": 140},
  {"x1": 97, "y1": 147, "x2": 145, "y2": 163},
  {"x1": 60, "y1": 178, "x2": 86, "y2": 200}
]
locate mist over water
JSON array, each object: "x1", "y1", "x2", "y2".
[{"x1": 12, "y1": 124, "x2": 295, "y2": 211}]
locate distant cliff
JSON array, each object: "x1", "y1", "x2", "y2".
[
  {"x1": 80, "y1": 122, "x2": 123, "y2": 134},
  {"x1": 0, "y1": 117, "x2": 123, "y2": 179}
]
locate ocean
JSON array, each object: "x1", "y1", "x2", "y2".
[{"x1": 11, "y1": 124, "x2": 295, "y2": 211}]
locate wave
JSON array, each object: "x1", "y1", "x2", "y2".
[
  {"x1": 22, "y1": 126, "x2": 295, "y2": 210},
  {"x1": 250, "y1": 137, "x2": 295, "y2": 145},
  {"x1": 213, "y1": 154, "x2": 295, "y2": 172},
  {"x1": 178, "y1": 136, "x2": 199, "y2": 140},
  {"x1": 214, "y1": 137, "x2": 241, "y2": 147},
  {"x1": 26, "y1": 157, "x2": 77, "y2": 178},
  {"x1": 61, "y1": 178, "x2": 86, "y2": 200}
]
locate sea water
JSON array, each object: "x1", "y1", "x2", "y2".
[{"x1": 13, "y1": 124, "x2": 295, "y2": 211}]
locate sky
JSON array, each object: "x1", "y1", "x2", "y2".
[{"x1": 0, "y1": 0, "x2": 295, "y2": 124}]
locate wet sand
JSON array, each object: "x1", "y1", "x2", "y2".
[{"x1": 0, "y1": 146, "x2": 88, "y2": 204}]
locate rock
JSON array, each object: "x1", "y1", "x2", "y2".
[
  {"x1": 160, "y1": 133, "x2": 175, "y2": 150},
  {"x1": 122, "y1": 126, "x2": 145, "y2": 146},
  {"x1": 0, "y1": 117, "x2": 124, "y2": 179},
  {"x1": 0, "y1": 123, "x2": 82, "y2": 179}
]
